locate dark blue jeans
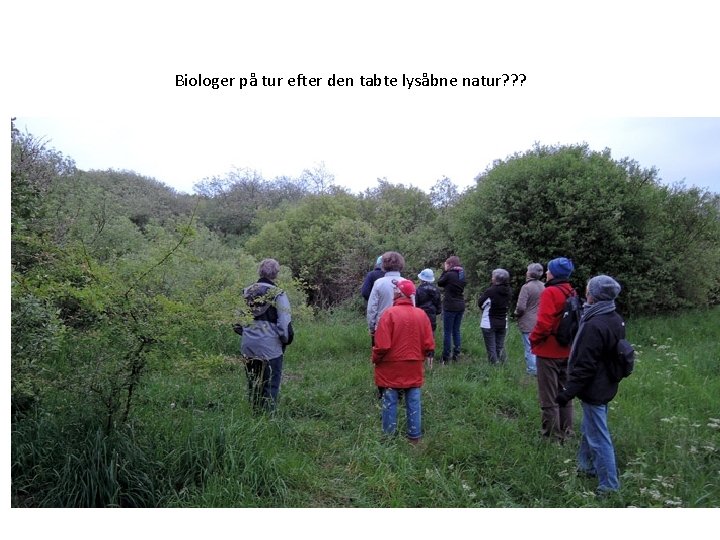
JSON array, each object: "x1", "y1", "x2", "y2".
[
  {"x1": 481, "y1": 327, "x2": 508, "y2": 364},
  {"x1": 245, "y1": 355, "x2": 283, "y2": 413},
  {"x1": 442, "y1": 309, "x2": 464, "y2": 360}
]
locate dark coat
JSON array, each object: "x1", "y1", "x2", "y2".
[
  {"x1": 415, "y1": 282, "x2": 441, "y2": 329},
  {"x1": 437, "y1": 267, "x2": 466, "y2": 312},
  {"x1": 477, "y1": 283, "x2": 512, "y2": 329},
  {"x1": 560, "y1": 311, "x2": 626, "y2": 405},
  {"x1": 361, "y1": 267, "x2": 385, "y2": 301}
]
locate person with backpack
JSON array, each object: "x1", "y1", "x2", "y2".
[
  {"x1": 530, "y1": 256, "x2": 577, "y2": 442},
  {"x1": 556, "y1": 275, "x2": 626, "y2": 496},
  {"x1": 239, "y1": 258, "x2": 293, "y2": 413},
  {"x1": 477, "y1": 268, "x2": 512, "y2": 365}
]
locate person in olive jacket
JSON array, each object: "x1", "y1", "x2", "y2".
[
  {"x1": 557, "y1": 275, "x2": 626, "y2": 496},
  {"x1": 436, "y1": 255, "x2": 466, "y2": 364}
]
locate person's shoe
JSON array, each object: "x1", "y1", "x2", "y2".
[
  {"x1": 595, "y1": 487, "x2": 618, "y2": 499},
  {"x1": 407, "y1": 436, "x2": 422, "y2": 445},
  {"x1": 577, "y1": 468, "x2": 597, "y2": 479}
]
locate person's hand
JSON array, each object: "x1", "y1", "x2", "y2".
[{"x1": 556, "y1": 393, "x2": 570, "y2": 407}]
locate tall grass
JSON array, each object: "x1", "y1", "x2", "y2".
[{"x1": 11, "y1": 307, "x2": 720, "y2": 507}]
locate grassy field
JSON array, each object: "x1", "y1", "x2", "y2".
[
  {"x1": 137, "y1": 306, "x2": 720, "y2": 509},
  {"x1": 12, "y1": 307, "x2": 720, "y2": 513}
]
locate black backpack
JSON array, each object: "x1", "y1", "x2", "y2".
[
  {"x1": 607, "y1": 338, "x2": 635, "y2": 381},
  {"x1": 555, "y1": 288, "x2": 582, "y2": 346},
  {"x1": 243, "y1": 283, "x2": 280, "y2": 322}
]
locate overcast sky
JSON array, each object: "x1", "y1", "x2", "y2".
[
  {"x1": 4, "y1": 0, "x2": 720, "y2": 536},
  {"x1": 13, "y1": 116, "x2": 720, "y2": 195}
]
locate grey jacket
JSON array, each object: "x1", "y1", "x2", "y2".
[
  {"x1": 240, "y1": 283, "x2": 292, "y2": 359},
  {"x1": 515, "y1": 278, "x2": 544, "y2": 333},
  {"x1": 366, "y1": 271, "x2": 403, "y2": 332}
]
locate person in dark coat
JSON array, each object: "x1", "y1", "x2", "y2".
[
  {"x1": 361, "y1": 255, "x2": 385, "y2": 302},
  {"x1": 557, "y1": 275, "x2": 626, "y2": 495},
  {"x1": 437, "y1": 255, "x2": 466, "y2": 364},
  {"x1": 477, "y1": 268, "x2": 512, "y2": 365},
  {"x1": 415, "y1": 268, "x2": 441, "y2": 331}
]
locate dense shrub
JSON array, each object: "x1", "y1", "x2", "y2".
[{"x1": 451, "y1": 144, "x2": 720, "y2": 315}]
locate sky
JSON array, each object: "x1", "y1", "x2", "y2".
[
  {"x1": 12, "y1": 116, "x2": 720, "y2": 195},
  {"x1": 3, "y1": 0, "x2": 720, "y2": 536}
]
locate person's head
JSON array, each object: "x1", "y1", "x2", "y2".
[
  {"x1": 418, "y1": 268, "x2": 435, "y2": 283},
  {"x1": 444, "y1": 255, "x2": 461, "y2": 270},
  {"x1": 381, "y1": 251, "x2": 405, "y2": 272},
  {"x1": 491, "y1": 268, "x2": 510, "y2": 285},
  {"x1": 547, "y1": 257, "x2": 574, "y2": 280},
  {"x1": 586, "y1": 275, "x2": 621, "y2": 304},
  {"x1": 258, "y1": 258, "x2": 280, "y2": 281},
  {"x1": 526, "y1": 262, "x2": 544, "y2": 280},
  {"x1": 375, "y1": 255, "x2": 383, "y2": 268},
  {"x1": 392, "y1": 278, "x2": 416, "y2": 299}
]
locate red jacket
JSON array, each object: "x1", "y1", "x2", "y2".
[
  {"x1": 530, "y1": 280, "x2": 575, "y2": 359},
  {"x1": 372, "y1": 297, "x2": 435, "y2": 388}
]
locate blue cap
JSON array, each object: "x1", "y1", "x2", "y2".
[{"x1": 548, "y1": 257, "x2": 574, "y2": 279}]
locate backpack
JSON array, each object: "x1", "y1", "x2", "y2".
[
  {"x1": 608, "y1": 338, "x2": 635, "y2": 381},
  {"x1": 243, "y1": 283, "x2": 280, "y2": 322},
  {"x1": 555, "y1": 287, "x2": 582, "y2": 346}
]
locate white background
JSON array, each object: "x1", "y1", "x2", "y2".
[{"x1": 3, "y1": 1, "x2": 718, "y2": 536}]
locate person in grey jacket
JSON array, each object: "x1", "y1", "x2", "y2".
[
  {"x1": 366, "y1": 251, "x2": 406, "y2": 339},
  {"x1": 514, "y1": 262, "x2": 545, "y2": 376},
  {"x1": 240, "y1": 258, "x2": 292, "y2": 413}
]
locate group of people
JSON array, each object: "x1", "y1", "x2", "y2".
[{"x1": 238, "y1": 253, "x2": 628, "y2": 496}]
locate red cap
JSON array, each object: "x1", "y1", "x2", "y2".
[{"x1": 393, "y1": 278, "x2": 416, "y2": 298}]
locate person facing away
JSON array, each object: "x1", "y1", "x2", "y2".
[
  {"x1": 515, "y1": 262, "x2": 545, "y2": 376},
  {"x1": 240, "y1": 258, "x2": 292, "y2": 413},
  {"x1": 366, "y1": 251, "x2": 407, "y2": 340},
  {"x1": 436, "y1": 255, "x2": 466, "y2": 364},
  {"x1": 556, "y1": 275, "x2": 625, "y2": 496},
  {"x1": 372, "y1": 278, "x2": 435, "y2": 443},
  {"x1": 529, "y1": 256, "x2": 576, "y2": 442},
  {"x1": 415, "y1": 268, "x2": 441, "y2": 331},
  {"x1": 361, "y1": 255, "x2": 385, "y2": 302},
  {"x1": 477, "y1": 268, "x2": 512, "y2": 365}
]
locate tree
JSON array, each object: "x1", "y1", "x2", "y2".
[{"x1": 452, "y1": 144, "x2": 720, "y2": 315}]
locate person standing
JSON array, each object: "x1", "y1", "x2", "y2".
[
  {"x1": 556, "y1": 275, "x2": 625, "y2": 495},
  {"x1": 415, "y1": 268, "x2": 441, "y2": 368},
  {"x1": 366, "y1": 251, "x2": 407, "y2": 341},
  {"x1": 361, "y1": 255, "x2": 385, "y2": 302},
  {"x1": 437, "y1": 255, "x2": 466, "y2": 364},
  {"x1": 415, "y1": 268, "x2": 441, "y2": 331},
  {"x1": 478, "y1": 268, "x2": 512, "y2": 365},
  {"x1": 530, "y1": 256, "x2": 576, "y2": 442},
  {"x1": 240, "y1": 258, "x2": 292, "y2": 413},
  {"x1": 372, "y1": 279, "x2": 435, "y2": 443},
  {"x1": 515, "y1": 263, "x2": 545, "y2": 376}
]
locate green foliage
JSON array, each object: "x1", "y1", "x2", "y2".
[
  {"x1": 452, "y1": 144, "x2": 720, "y2": 314},
  {"x1": 10, "y1": 123, "x2": 720, "y2": 510},
  {"x1": 246, "y1": 193, "x2": 375, "y2": 307}
]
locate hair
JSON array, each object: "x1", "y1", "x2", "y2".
[
  {"x1": 445, "y1": 255, "x2": 461, "y2": 267},
  {"x1": 492, "y1": 268, "x2": 510, "y2": 285},
  {"x1": 258, "y1": 258, "x2": 280, "y2": 280},
  {"x1": 527, "y1": 262, "x2": 544, "y2": 279},
  {"x1": 381, "y1": 251, "x2": 405, "y2": 272}
]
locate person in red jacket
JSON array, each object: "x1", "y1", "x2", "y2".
[
  {"x1": 530, "y1": 256, "x2": 577, "y2": 442},
  {"x1": 372, "y1": 279, "x2": 435, "y2": 443}
]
